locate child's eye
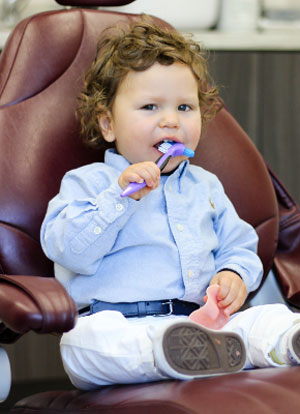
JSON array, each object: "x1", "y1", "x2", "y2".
[
  {"x1": 178, "y1": 104, "x2": 191, "y2": 112},
  {"x1": 141, "y1": 104, "x2": 157, "y2": 110}
]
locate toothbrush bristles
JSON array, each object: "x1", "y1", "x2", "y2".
[{"x1": 157, "y1": 141, "x2": 174, "y2": 153}]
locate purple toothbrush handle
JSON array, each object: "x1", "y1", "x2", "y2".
[{"x1": 120, "y1": 181, "x2": 146, "y2": 198}]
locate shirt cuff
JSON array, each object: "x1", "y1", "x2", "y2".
[{"x1": 217, "y1": 268, "x2": 242, "y2": 278}]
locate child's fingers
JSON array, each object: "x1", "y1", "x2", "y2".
[
  {"x1": 208, "y1": 273, "x2": 231, "y2": 303},
  {"x1": 138, "y1": 165, "x2": 160, "y2": 187},
  {"x1": 209, "y1": 271, "x2": 247, "y2": 315},
  {"x1": 218, "y1": 283, "x2": 247, "y2": 315},
  {"x1": 215, "y1": 276, "x2": 232, "y2": 301},
  {"x1": 218, "y1": 291, "x2": 241, "y2": 312},
  {"x1": 119, "y1": 162, "x2": 160, "y2": 189},
  {"x1": 222, "y1": 294, "x2": 244, "y2": 315},
  {"x1": 123, "y1": 172, "x2": 145, "y2": 185},
  {"x1": 217, "y1": 288, "x2": 236, "y2": 308},
  {"x1": 118, "y1": 162, "x2": 161, "y2": 200}
]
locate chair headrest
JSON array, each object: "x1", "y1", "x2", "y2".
[{"x1": 55, "y1": 0, "x2": 136, "y2": 6}]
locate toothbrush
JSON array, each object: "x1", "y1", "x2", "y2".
[{"x1": 120, "y1": 141, "x2": 195, "y2": 198}]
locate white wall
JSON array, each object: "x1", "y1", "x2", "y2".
[
  {"x1": 102, "y1": 0, "x2": 220, "y2": 30},
  {"x1": 22, "y1": 0, "x2": 64, "y2": 18},
  {"x1": 20, "y1": 0, "x2": 220, "y2": 30}
]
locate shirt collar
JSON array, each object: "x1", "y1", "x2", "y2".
[
  {"x1": 104, "y1": 149, "x2": 130, "y2": 172},
  {"x1": 167, "y1": 159, "x2": 189, "y2": 193}
]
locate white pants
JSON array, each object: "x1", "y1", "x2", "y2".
[{"x1": 60, "y1": 304, "x2": 300, "y2": 390}]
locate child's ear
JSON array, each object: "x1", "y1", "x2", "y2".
[{"x1": 97, "y1": 112, "x2": 115, "y2": 143}]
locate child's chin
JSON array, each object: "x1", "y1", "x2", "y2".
[{"x1": 163, "y1": 157, "x2": 186, "y2": 173}]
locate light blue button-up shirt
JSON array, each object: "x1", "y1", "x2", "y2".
[{"x1": 40, "y1": 149, "x2": 263, "y2": 308}]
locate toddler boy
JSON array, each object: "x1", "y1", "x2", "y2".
[{"x1": 41, "y1": 20, "x2": 300, "y2": 389}]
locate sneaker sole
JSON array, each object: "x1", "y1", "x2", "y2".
[
  {"x1": 162, "y1": 322, "x2": 246, "y2": 377},
  {"x1": 291, "y1": 328, "x2": 300, "y2": 363}
]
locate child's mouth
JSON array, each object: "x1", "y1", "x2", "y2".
[{"x1": 154, "y1": 139, "x2": 175, "y2": 150}]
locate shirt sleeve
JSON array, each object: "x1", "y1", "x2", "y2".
[
  {"x1": 40, "y1": 164, "x2": 139, "y2": 275},
  {"x1": 211, "y1": 178, "x2": 263, "y2": 293}
]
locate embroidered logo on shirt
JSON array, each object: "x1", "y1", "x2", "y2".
[{"x1": 209, "y1": 198, "x2": 216, "y2": 209}]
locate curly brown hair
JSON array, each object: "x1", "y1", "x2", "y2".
[{"x1": 77, "y1": 17, "x2": 222, "y2": 150}]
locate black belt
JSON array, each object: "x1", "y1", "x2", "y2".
[{"x1": 79, "y1": 299, "x2": 199, "y2": 318}]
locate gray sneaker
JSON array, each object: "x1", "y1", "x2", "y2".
[
  {"x1": 288, "y1": 325, "x2": 300, "y2": 365},
  {"x1": 154, "y1": 321, "x2": 246, "y2": 380}
]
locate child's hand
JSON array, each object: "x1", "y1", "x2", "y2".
[
  {"x1": 118, "y1": 162, "x2": 161, "y2": 200},
  {"x1": 207, "y1": 271, "x2": 248, "y2": 316}
]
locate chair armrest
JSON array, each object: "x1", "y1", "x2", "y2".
[
  {"x1": 268, "y1": 165, "x2": 300, "y2": 308},
  {"x1": 0, "y1": 275, "x2": 77, "y2": 337}
]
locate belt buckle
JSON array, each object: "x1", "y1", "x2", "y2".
[{"x1": 161, "y1": 300, "x2": 174, "y2": 316}]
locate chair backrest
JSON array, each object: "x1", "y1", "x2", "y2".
[{"x1": 0, "y1": 3, "x2": 278, "y2": 287}]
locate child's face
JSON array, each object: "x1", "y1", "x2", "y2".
[{"x1": 98, "y1": 62, "x2": 201, "y2": 173}]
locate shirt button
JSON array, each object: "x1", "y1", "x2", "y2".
[
  {"x1": 116, "y1": 203, "x2": 124, "y2": 212},
  {"x1": 177, "y1": 223, "x2": 184, "y2": 232},
  {"x1": 94, "y1": 226, "x2": 102, "y2": 235},
  {"x1": 168, "y1": 185, "x2": 172, "y2": 192},
  {"x1": 188, "y1": 270, "x2": 194, "y2": 278}
]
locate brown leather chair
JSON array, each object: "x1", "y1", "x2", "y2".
[{"x1": 1, "y1": 1, "x2": 300, "y2": 413}]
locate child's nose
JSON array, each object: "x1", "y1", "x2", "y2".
[{"x1": 159, "y1": 110, "x2": 179, "y2": 129}]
